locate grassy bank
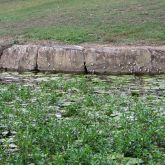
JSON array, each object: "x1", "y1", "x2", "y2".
[
  {"x1": 0, "y1": 0, "x2": 165, "y2": 44},
  {"x1": 0, "y1": 73, "x2": 165, "y2": 164}
]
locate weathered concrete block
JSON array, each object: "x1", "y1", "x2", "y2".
[
  {"x1": 149, "y1": 48, "x2": 165, "y2": 74},
  {"x1": 37, "y1": 45, "x2": 85, "y2": 73},
  {"x1": 0, "y1": 45, "x2": 39, "y2": 71},
  {"x1": 85, "y1": 47, "x2": 153, "y2": 74}
]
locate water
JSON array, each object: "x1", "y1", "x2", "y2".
[{"x1": 0, "y1": 71, "x2": 164, "y2": 97}]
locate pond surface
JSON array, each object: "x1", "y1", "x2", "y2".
[
  {"x1": 0, "y1": 71, "x2": 164, "y2": 97},
  {"x1": 0, "y1": 71, "x2": 165, "y2": 164},
  {"x1": 0, "y1": 71, "x2": 164, "y2": 118}
]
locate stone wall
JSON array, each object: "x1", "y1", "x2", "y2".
[{"x1": 0, "y1": 43, "x2": 165, "y2": 74}]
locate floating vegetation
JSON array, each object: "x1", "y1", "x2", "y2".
[{"x1": 0, "y1": 72, "x2": 165, "y2": 164}]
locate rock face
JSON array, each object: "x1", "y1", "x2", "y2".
[
  {"x1": 85, "y1": 47, "x2": 165, "y2": 74},
  {"x1": 37, "y1": 46, "x2": 85, "y2": 73},
  {"x1": 0, "y1": 45, "x2": 39, "y2": 71}
]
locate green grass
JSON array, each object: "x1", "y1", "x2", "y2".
[
  {"x1": 0, "y1": 0, "x2": 165, "y2": 44},
  {"x1": 0, "y1": 73, "x2": 165, "y2": 164}
]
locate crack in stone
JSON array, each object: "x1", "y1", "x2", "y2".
[{"x1": 34, "y1": 46, "x2": 40, "y2": 72}]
